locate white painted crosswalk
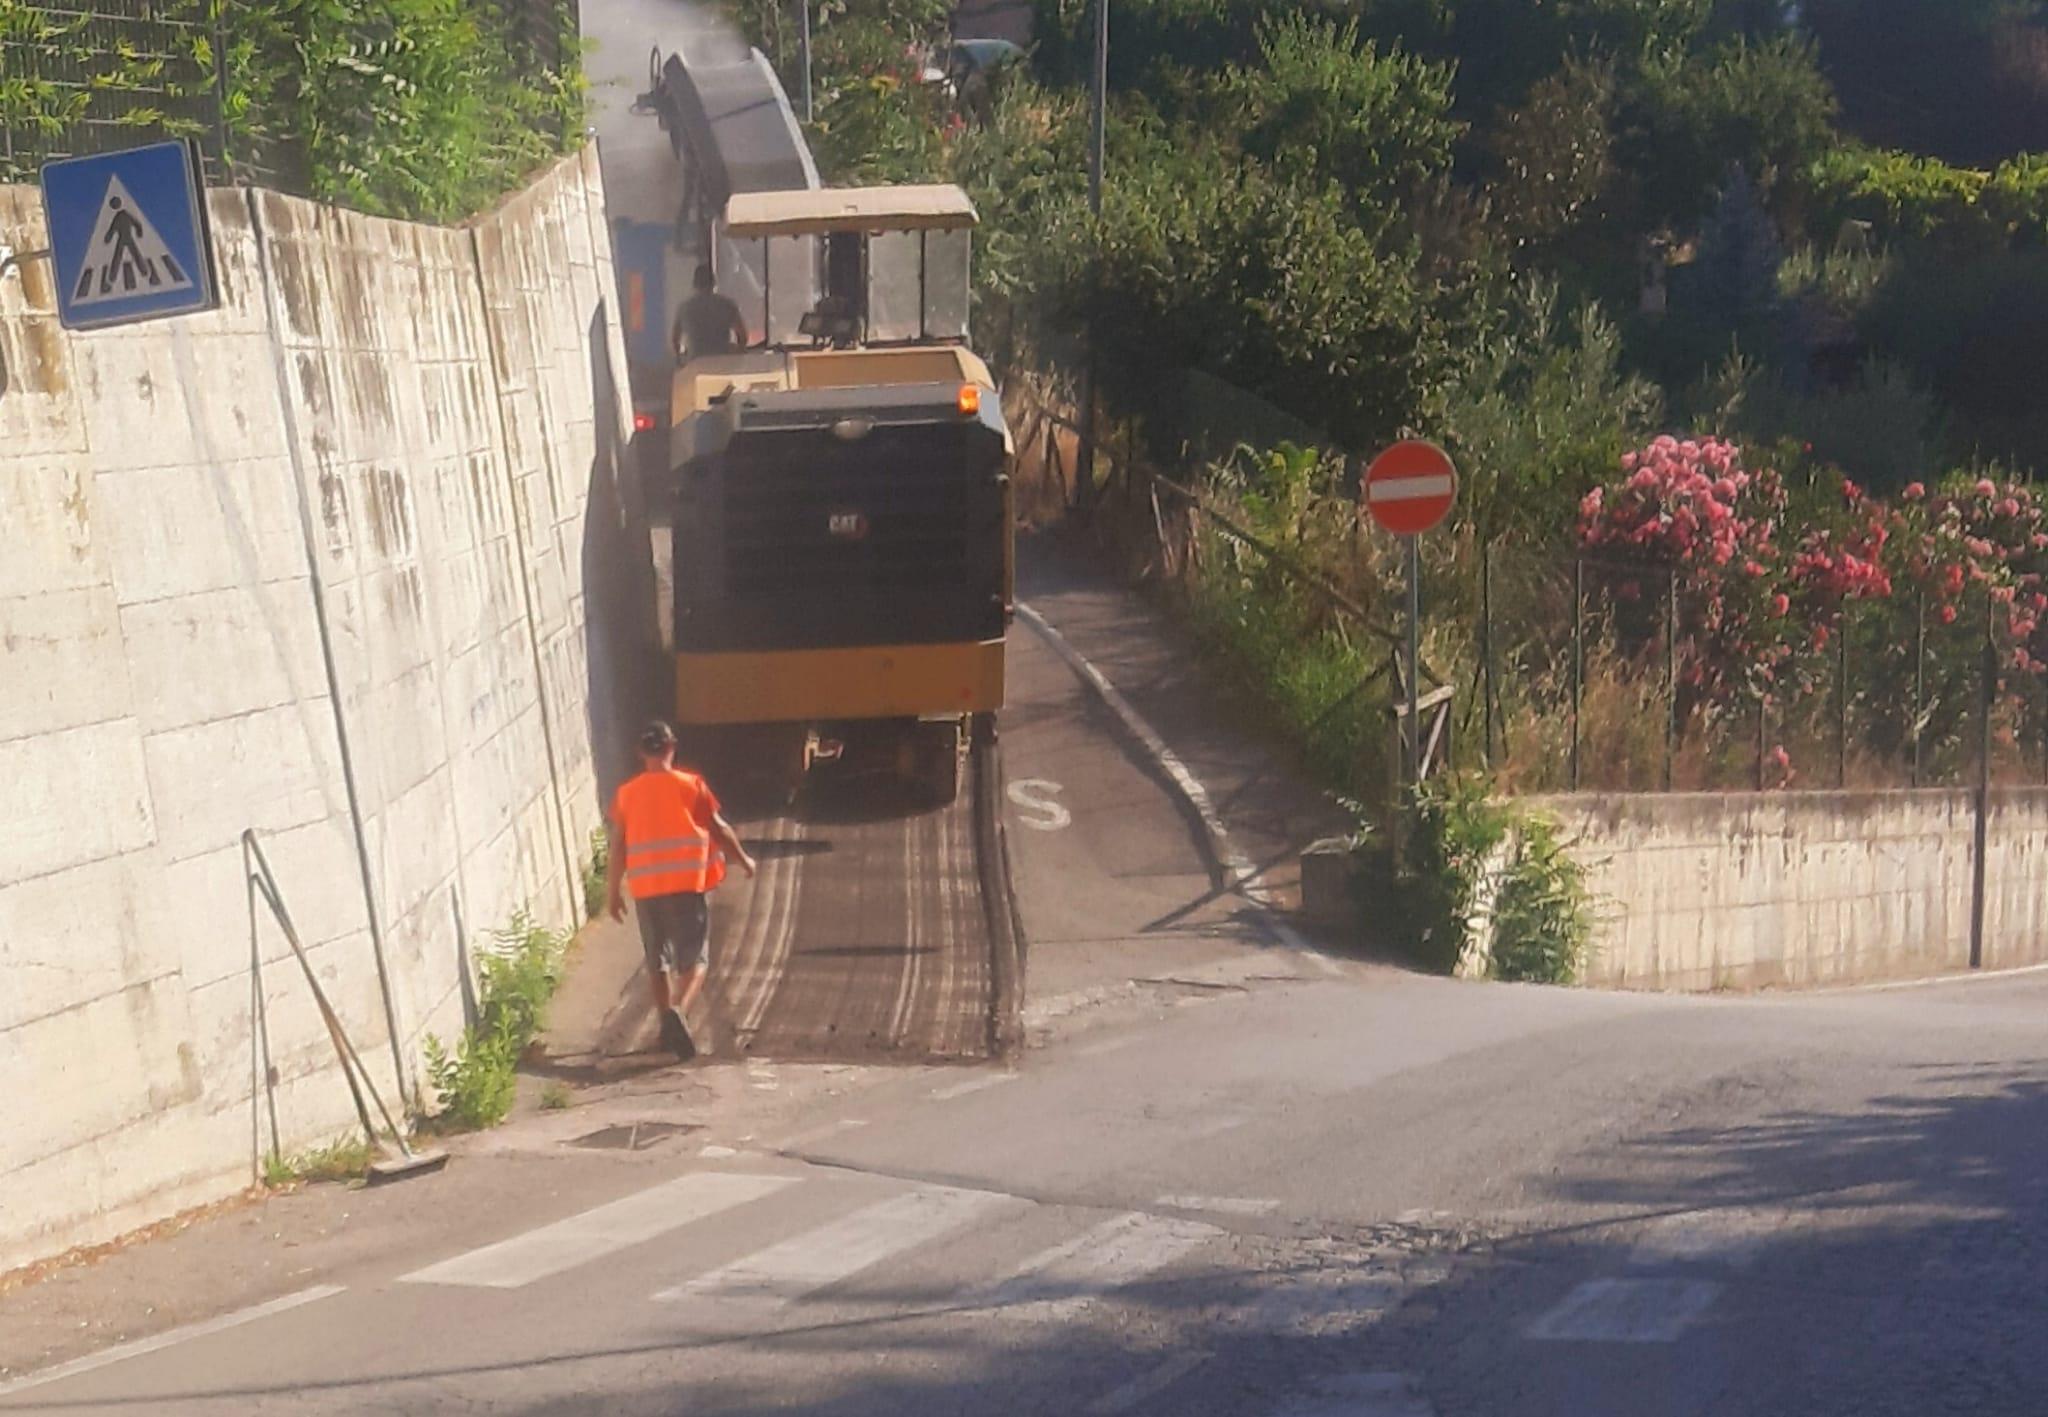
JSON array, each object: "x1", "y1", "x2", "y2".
[
  {"x1": 399, "y1": 1172, "x2": 797, "y2": 1289},
  {"x1": 11, "y1": 1154, "x2": 1779, "y2": 1417},
  {"x1": 388, "y1": 1163, "x2": 1742, "y2": 1403},
  {"x1": 655, "y1": 1183, "x2": 1019, "y2": 1312}
]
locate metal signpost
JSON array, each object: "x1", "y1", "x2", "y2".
[
  {"x1": 1365, "y1": 440, "x2": 1458, "y2": 787},
  {"x1": 40, "y1": 139, "x2": 217, "y2": 332}
]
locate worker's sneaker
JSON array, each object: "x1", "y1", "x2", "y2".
[{"x1": 662, "y1": 1008, "x2": 697, "y2": 1062}]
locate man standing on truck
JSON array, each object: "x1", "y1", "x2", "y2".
[
  {"x1": 607, "y1": 721, "x2": 757, "y2": 1059},
  {"x1": 671, "y1": 263, "x2": 749, "y2": 361}
]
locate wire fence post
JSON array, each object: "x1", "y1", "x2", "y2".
[
  {"x1": 1664, "y1": 566, "x2": 1677, "y2": 792},
  {"x1": 1837, "y1": 605, "x2": 1850, "y2": 789},
  {"x1": 1970, "y1": 592, "x2": 1995, "y2": 969},
  {"x1": 1481, "y1": 540, "x2": 1497, "y2": 769},
  {"x1": 1755, "y1": 692, "x2": 1768, "y2": 791},
  {"x1": 1570, "y1": 557, "x2": 1584, "y2": 791},
  {"x1": 1912, "y1": 590, "x2": 1927, "y2": 788}
]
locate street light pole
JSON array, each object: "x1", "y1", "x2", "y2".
[{"x1": 1076, "y1": 0, "x2": 1107, "y2": 514}]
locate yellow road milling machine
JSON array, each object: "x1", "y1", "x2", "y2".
[{"x1": 648, "y1": 184, "x2": 1014, "y2": 804}]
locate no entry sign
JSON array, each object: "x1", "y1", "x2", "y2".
[{"x1": 1365, "y1": 440, "x2": 1457, "y2": 536}]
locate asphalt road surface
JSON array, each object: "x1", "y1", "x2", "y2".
[{"x1": 3, "y1": 573, "x2": 2045, "y2": 1416}]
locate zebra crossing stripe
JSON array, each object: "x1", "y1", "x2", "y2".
[
  {"x1": 1525, "y1": 1277, "x2": 1723, "y2": 1343},
  {"x1": 1086, "y1": 1351, "x2": 1213, "y2": 1415},
  {"x1": 976, "y1": 1211, "x2": 1223, "y2": 1323},
  {"x1": 655, "y1": 1184, "x2": 1018, "y2": 1309},
  {"x1": 400, "y1": 1172, "x2": 796, "y2": 1290},
  {"x1": 1268, "y1": 1372, "x2": 1436, "y2": 1417}
]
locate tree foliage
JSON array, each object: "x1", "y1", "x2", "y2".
[
  {"x1": 1073, "y1": 139, "x2": 1447, "y2": 453},
  {"x1": 1216, "y1": 15, "x2": 1461, "y2": 209}
]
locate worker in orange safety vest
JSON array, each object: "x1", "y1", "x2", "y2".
[{"x1": 606, "y1": 720, "x2": 756, "y2": 1059}]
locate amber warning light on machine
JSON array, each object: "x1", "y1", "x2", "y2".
[{"x1": 957, "y1": 384, "x2": 981, "y2": 416}]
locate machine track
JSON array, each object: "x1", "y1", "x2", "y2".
[{"x1": 709, "y1": 722, "x2": 1023, "y2": 1063}]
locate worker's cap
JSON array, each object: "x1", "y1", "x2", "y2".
[{"x1": 638, "y1": 719, "x2": 677, "y2": 753}]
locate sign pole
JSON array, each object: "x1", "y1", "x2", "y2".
[
  {"x1": 1363, "y1": 438, "x2": 1457, "y2": 799},
  {"x1": 1406, "y1": 533, "x2": 1421, "y2": 790}
]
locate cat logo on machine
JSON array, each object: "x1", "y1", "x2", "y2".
[{"x1": 828, "y1": 510, "x2": 870, "y2": 541}]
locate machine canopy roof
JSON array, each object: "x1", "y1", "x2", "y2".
[{"x1": 724, "y1": 184, "x2": 979, "y2": 237}]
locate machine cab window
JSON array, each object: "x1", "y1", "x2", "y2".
[{"x1": 712, "y1": 184, "x2": 976, "y2": 352}]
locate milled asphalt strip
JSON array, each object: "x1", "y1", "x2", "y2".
[
  {"x1": 1015, "y1": 604, "x2": 1320, "y2": 960},
  {"x1": 0, "y1": 1285, "x2": 345, "y2": 1398}
]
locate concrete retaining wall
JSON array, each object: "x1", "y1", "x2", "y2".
[
  {"x1": 0, "y1": 149, "x2": 633, "y2": 1274},
  {"x1": 1533, "y1": 789, "x2": 2048, "y2": 991}
]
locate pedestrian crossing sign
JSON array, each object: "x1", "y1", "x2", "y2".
[{"x1": 40, "y1": 140, "x2": 217, "y2": 331}]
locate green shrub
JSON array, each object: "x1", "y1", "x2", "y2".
[
  {"x1": 1383, "y1": 776, "x2": 1593, "y2": 984},
  {"x1": 423, "y1": 1029, "x2": 520, "y2": 1132},
  {"x1": 1394, "y1": 775, "x2": 1515, "y2": 974},
  {"x1": 1489, "y1": 813, "x2": 1593, "y2": 984},
  {"x1": 1804, "y1": 147, "x2": 2048, "y2": 251},
  {"x1": 582, "y1": 829, "x2": 609, "y2": 921},
  {"x1": 423, "y1": 910, "x2": 567, "y2": 1131},
  {"x1": 261, "y1": 1133, "x2": 373, "y2": 1188}
]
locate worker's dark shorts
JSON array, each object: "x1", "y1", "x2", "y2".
[{"x1": 635, "y1": 891, "x2": 710, "y2": 974}]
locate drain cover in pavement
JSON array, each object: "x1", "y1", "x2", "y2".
[{"x1": 567, "y1": 1121, "x2": 700, "y2": 1152}]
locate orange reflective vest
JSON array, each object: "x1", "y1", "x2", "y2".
[{"x1": 611, "y1": 769, "x2": 727, "y2": 899}]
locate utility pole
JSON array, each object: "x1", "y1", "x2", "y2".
[
  {"x1": 1076, "y1": 0, "x2": 1108, "y2": 514},
  {"x1": 797, "y1": 0, "x2": 814, "y2": 122},
  {"x1": 1089, "y1": 0, "x2": 1107, "y2": 213}
]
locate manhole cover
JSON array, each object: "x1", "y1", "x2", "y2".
[{"x1": 567, "y1": 1121, "x2": 700, "y2": 1152}]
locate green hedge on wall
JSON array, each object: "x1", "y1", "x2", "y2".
[{"x1": 0, "y1": 0, "x2": 584, "y2": 223}]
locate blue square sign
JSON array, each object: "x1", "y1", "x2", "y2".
[{"x1": 41, "y1": 140, "x2": 218, "y2": 331}]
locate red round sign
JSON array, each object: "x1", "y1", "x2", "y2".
[{"x1": 1364, "y1": 440, "x2": 1458, "y2": 536}]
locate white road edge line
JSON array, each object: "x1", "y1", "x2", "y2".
[
  {"x1": 931, "y1": 1072, "x2": 1017, "y2": 1101},
  {"x1": 1086, "y1": 1350, "x2": 1213, "y2": 1415},
  {"x1": 1155, "y1": 1194, "x2": 1282, "y2": 1216},
  {"x1": 777, "y1": 1118, "x2": 870, "y2": 1150},
  {"x1": 0, "y1": 1284, "x2": 345, "y2": 1397},
  {"x1": 1016, "y1": 604, "x2": 1326, "y2": 966},
  {"x1": 1817, "y1": 959, "x2": 2048, "y2": 994}
]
